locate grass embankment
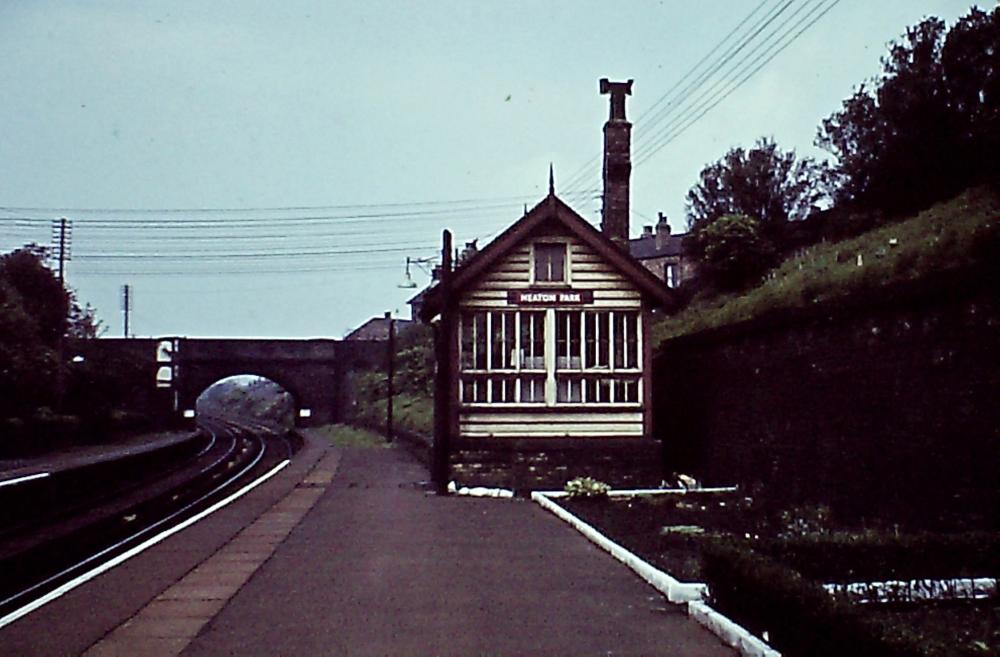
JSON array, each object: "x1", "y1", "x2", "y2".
[
  {"x1": 654, "y1": 183, "x2": 1000, "y2": 342},
  {"x1": 349, "y1": 322, "x2": 435, "y2": 437},
  {"x1": 351, "y1": 393, "x2": 433, "y2": 436},
  {"x1": 311, "y1": 423, "x2": 388, "y2": 448}
]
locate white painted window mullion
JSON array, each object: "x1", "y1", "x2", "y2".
[
  {"x1": 485, "y1": 312, "x2": 493, "y2": 403},
  {"x1": 544, "y1": 308, "x2": 556, "y2": 406}
]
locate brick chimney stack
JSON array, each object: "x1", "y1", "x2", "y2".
[
  {"x1": 600, "y1": 78, "x2": 633, "y2": 249},
  {"x1": 655, "y1": 212, "x2": 672, "y2": 251}
]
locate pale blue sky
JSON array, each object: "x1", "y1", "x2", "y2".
[{"x1": 0, "y1": 1, "x2": 978, "y2": 337}]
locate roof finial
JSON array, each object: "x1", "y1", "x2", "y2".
[{"x1": 548, "y1": 162, "x2": 555, "y2": 196}]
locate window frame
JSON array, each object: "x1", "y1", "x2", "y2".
[
  {"x1": 459, "y1": 307, "x2": 642, "y2": 409},
  {"x1": 530, "y1": 241, "x2": 571, "y2": 286},
  {"x1": 665, "y1": 263, "x2": 678, "y2": 288}
]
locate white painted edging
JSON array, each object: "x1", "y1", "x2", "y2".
[
  {"x1": 532, "y1": 492, "x2": 706, "y2": 603},
  {"x1": 826, "y1": 577, "x2": 998, "y2": 604},
  {"x1": 532, "y1": 492, "x2": 706, "y2": 602},
  {"x1": 539, "y1": 486, "x2": 738, "y2": 499},
  {"x1": 532, "y1": 491, "x2": 779, "y2": 657},
  {"x1": 0, "y1": 472, "x2": 51, "y2": 488},
  {"x1": 0, "y1": 459, "x2": 290, "y2": 630},
  {"x1": 688, "y1": 601, "x2": 780, "y2": 657},
  {"x1": 447, "y1": 481, "x2": 514, "y2": 498}
]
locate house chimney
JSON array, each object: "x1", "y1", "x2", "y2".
[
  {"x1": 655, "y1": 212, "x2": 671, "y2": 250},
  {"x1": 600, "y1": 78, "x2": 633, "y2": 248},
  {"x1": 643, "y1": 225, "x2": 653, "y2": 238}
]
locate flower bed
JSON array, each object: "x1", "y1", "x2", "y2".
[
  {"x1": 553, "y1": 491, "x2": 1000, "y2": 656},
  {"x1": 558, "y1": 490, "x2": 763, "y2": 581}
]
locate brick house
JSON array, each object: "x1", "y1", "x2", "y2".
[{"x1": 628, "y1": 214, "x2": 697, "y2": 289}]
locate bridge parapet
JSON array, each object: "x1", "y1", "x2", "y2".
[{"x1": 66, "y1": 337, "x2": 385, "y2": 428}]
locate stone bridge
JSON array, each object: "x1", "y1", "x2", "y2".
[{"x1": 67, "y1": 337, "x2": 384, "y2": 426}]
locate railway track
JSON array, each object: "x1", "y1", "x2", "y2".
[{"x1": 0, "y1": 416, "x2": 298, "y2": 627}]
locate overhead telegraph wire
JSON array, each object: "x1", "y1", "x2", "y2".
[
  {"x1": 560, "y1": 0, "x2": 791, "y2": 195},
  {"x1": 633, "y1": 0, "x2": 841, "y2": 168}
]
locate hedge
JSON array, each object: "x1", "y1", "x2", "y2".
[
  {"x1": 761, "y1": 532, "x2": 1000, "y2": 583},
  {"x1": 701, "y1": 541, "x2": 951, "y2": 657}
]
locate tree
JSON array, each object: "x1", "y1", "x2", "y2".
[
  {"x1": 0, "y1": 264, "x2": 59, "y2": 418},
  {"x1": 0, "y1": 245, "x2": 69, "y2": 346},
  {"x1": 685, "y1": 137, "x2": 826, "y2": 239},
  {"x1": 0, "y1": 246, "x2": 110, "y2": 425},
  {"x1": 67, "y1": 301, "x2": 105, "y2": 339},
  {"x1": 687, "y1": 214, "x2": 776, "y2": 291},
  {"x1": 941, "y1": 7, "x2": 1000, "y2": 180},
  {"x1": 817, "y1": 8, "x2": 1000, "y2": 215}
]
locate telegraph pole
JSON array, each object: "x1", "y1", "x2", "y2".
[
  {"x1": 385, "y1": 310, "x2": 395, "y2": 442},
  {"x1": 121, "y1": 285, "x2": 133, "y2": 338},
  {"x1": 50, "y1": 217, "x2": 72, "y2": 283},
  {"x1": 432, "y1": 230, "x2": 453, "y2": 492},
  {"x1": 51, "y1": 218, "x2": 72, "y2": 410}
]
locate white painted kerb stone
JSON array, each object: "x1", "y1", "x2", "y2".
[
  {"x1": 531, "y1": 491, "x2": 779, "y2": 657},
  {"x1": 688, "y1": 601, "x2": 781, "y2": 657},
  {"x1": 531, "y1": 492, "x2": 706, "y2": 602}
]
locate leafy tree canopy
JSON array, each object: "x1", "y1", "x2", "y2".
[
  {"x1": 0, "y1": 245, "x2": 69, "y2": 346},
  {"x1": 0, "y1": 246, "x2": 107, "y2": 423},
  {"x1": 687, "y1": 214, "x2": 777, "y2": 291},
  {"x1": 817, "y1": 8, "x2": 1000, "y2": 215},
  {"x1": 685, "y1": 137, "x2": 826, "y2": 237}
]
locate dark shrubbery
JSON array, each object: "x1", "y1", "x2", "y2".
[
  {"x1": 762, "y1": 532, "x2": 1000, "y2": 584},
  {"x1": 686, "y1": 214, "x2": 778, "y2": 291},
  {"x1": 702, "y1": 541, "x2": 956, "y2": 657}
]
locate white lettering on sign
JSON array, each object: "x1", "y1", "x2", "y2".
[
  {"x1": 507, "y1": 289, "x2": 594, "y2": 305},
  {"x1": 521, "y1": 292, "x2": 557, "y2": 303}
]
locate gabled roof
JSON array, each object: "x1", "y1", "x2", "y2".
[
  {"x1": 420, "y1": 192, "x2": 676, "y2": 320},
  {"x1": 629, "y1": 232, "x2": 686, "y2": 259},
  {"x1": 345, "y1": 316, "x2": 414, "y2": 341}
]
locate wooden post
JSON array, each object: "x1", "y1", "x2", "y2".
[
  {"x1": 386, "y1": 311, "x2": 395, "y2": 442},
  {"x1": 432, "y1": 229, "x2": 453, "y2": 492}
]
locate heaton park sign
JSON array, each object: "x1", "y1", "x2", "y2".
[{"x1": 506, "y1": 289, "x2": 594, "y2": 305}]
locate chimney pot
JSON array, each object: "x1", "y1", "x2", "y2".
[
  {"x1": 643, "y1": 225, "x2": 653, "y2": 237},
  {"x1": 655, "y1": 214, "x2": 672, "y2": 250}
]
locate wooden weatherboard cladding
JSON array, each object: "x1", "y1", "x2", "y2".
[
  {"x1": 419, "y1": 194, "x2": 675, "y2": 320},
  {"x1": 424, "y1": 191, "x2": 673, "y2": 488},
  {"x1": 507, "y1": 289, "x2": 594, "y2": 305}
]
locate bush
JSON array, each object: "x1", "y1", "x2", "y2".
[
  {"x1": 761, "y1": 531, "x2": 1000, "y2": 583},
  {"x1": 688, "y1": 214, "x2": 778, "y2": 291},
  {"x1": 702, "y1": 541, "x2": 939, "y2": 657},
  {"x1": 564, "y1": 476, "x2": 611, "y2": 498}
]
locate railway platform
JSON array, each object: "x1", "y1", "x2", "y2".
[
  {"x1": 0, "y1": 431, "x2": 200, "y2": 483},
  {"x1": 0, "y1": 431, "x2": 734, "y2": 657}
]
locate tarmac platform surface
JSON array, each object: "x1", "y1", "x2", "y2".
[{"x1": 1, "y1": 432, "x2": 735, "y2": 657}]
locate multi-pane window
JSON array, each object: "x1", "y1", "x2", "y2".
[
  {"x1": 558, "y1": 310, "x2": 639, "y2": 404},
  {"x1": 461, "y1": 308, "x2": 640, "y2": 406},
  {"x1": 460, "y1": 310, "x2": 544, "y2": 404},
  {"x1": 534, "y1": 243, "x2": 566, "y2": 283}
]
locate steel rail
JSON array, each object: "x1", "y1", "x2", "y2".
[{"x1": 0, "y1": 420, "x2": 278, "y2": 624}]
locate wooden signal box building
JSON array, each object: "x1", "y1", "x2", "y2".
[{"x1": 420, "y1": 79, "x2": 674, "y2": 490}]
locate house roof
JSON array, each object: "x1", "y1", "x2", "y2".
[
  {"x1": 406, "y1": 285, "x2": 430, "y2": 308},
  {"x1": 628, "y1": 232, "x2": 686, "y2": 259},
  {"x1": 420, "y1": 192, "x2": 676, "y2": 321},
  {"x1": 345, "y1": 316, "x2": 414, "y2": 341}
]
